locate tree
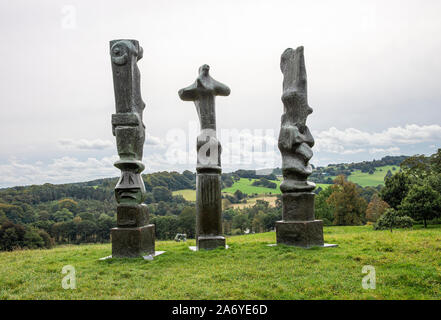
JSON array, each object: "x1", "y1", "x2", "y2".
[
  {"x1": 251, "y1": 211, "x2": 266, "y2": 233},
  {"x1": 23, "y1": 229, "x2": 44, "y2": 249},
  {"x1": 151, "y1": 215, "x2": 179, "y2": 240},
  {"x1": 374, "y1": 208, "x2": 414, "y2": 231},
  {"x1": 327, "y1": 175, "x2": 367, "y2": 226},
  {"x1": 178, "y1": 206, "x2": 196, "y2": 238},
  {"x1": 52, "y1": 208, "x2": 74, "y2": 222},
  {"x1": 0, "y1": 221, "x2": 26, "y2": 251},
  {"x1": 400, "y1": 183, "x2": 441, "y2": 228},
  {"x1": 57, "y1": 198, "x2": 79, "y2": 214},
  {"x1": 365, "y1": 193, "x2": 390, "y2": 222},
  {"x1": 314, "y1": 187, "x2": 334, "y2": 225},
  {"x1": 380, "y1": 172, "x2": 410, "y2": 209},
  {"x1": 152, "y1": 186, "x2": 172, "y2": 202},
  {"x1": 384, "y1": 170, "x2": 393, "y2": 181},
  {"x1": 400, "y1": 154, "x2": 431, "y2": 180},
  {"x1": 232, "y1": 214, "x2": 249, "y2": 233},
  {"x1": 430, "y1": 148, "x2": 441, "y2": 174},
  {"x1": 234, "y1": 190, "x2": 246, "y2": 201}
]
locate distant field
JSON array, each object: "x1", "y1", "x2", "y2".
[
  {"x1": 173, "y1": 165, "x2": 398, "y2": 201},
  {"x1": 348, "y1": 165, "x2": 399, "y2": 187},
  {"x1": 172, "y1": 189, "x2": 196, "y2": 201},
  {"x1": 222, "y1": 178, "x2": 282, "y2": 195},
  {"x1": 229, "y1": 195, "x2": 279, "y2": 209}
]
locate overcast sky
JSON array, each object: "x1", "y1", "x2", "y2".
[{"x1": 1, "y1": 0, "x2": 441, "y2": 187}]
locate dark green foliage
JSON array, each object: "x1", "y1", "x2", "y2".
[
  {"x1": 399, "y1": 183, "x2": 441, "y2": 228},
  {"x1": 314, "y1": 187, "x2": 334, "y2": 224},
  {"x1": 359, "y1": 185, "x2": 382, "y2": 203},
  {"x1": 327, "y1": 176, "x2": 367, "y2": 226},
  {"x1": 150, "y1": 215, "x2": 179, "y2": 240},
  {"x1": 233, "y1": 170, "x2": 277, "y2": 180},
  {"x1": 0, "y1": 221, "x2": 53, "y2": 251},
  {"x1": 251, "y1": 178, "x2": 277, "y2": 189},
  {"x1": 385, "y1": 170, "x2": 393, "y2": 180},
  {"x1": 374, "y1": 208, "x2": 414, "y2": 231},
  {"x1": 152, "y1": 186, "x2": 172, "y2": 202},
  {"x1": 380, "y1": 172, "x2": 411, "y2": 209},
  {"x1": 234, "y1": 189, "x2": 246, "y2": 201},
  {"x1": 143, "y1": 171, "x2": 195, "y2": 192}
]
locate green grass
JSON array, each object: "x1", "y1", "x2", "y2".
[
  {"x1": 222, "y1": 178, "x2": 282, "y2": 195},
  {"x1": 1, "y1": 225, "x2": 441, "y2": 299},
  {"x1": 173, "y1": 189, "x2": 196, "y2": 201},
  {"x1": 222, "y1": 178, "x2": 331, "y2": 196},
  {"x1": 348, "y1": 165, "x2": 400, "y2": 187}
]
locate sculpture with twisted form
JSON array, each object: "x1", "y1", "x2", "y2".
[{"x1": 276, "y1": 47, "x2": 325, "y2": 248}]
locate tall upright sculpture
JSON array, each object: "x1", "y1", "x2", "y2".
[
  {"x1": 178, "y1": 64, "x2": 230, "y2": 250},
  {"x1": 109, "y1": 39, "x2": 155, "y2": 258},
  {"x1": 276, "y1": 47, "x2": 325, "y2": 248}
]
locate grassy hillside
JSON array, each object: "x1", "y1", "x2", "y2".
[
  {"x1": 1, "y1": 225, "x2": 440, "y2": 299},
  {"x1": 172, "y1": 189, "x2": 196, "y2": 201},
  {"x1": 222, "y1": 178, "x2": 282, "y2": 195},
  {"x1": 175, "y1": 180, "x2": 332, "y2": 201},
  {"x1": 347, "y1": 165, "x2": 399, "y2": 187},
  {"x1": 174, "y1": 165, "x2": 398, "y2": 201}
]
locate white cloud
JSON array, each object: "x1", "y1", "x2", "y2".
[
  {"x1": 0, "y1": 156, "x2": 119, "y2": 188},
  {"x1": 58, "y1": 139, "x2": 114, "y2": 150},
  {"x1": 314, "y1": 124, "x2": 441, "y2": 154},
  {"x1": 369, "y1": 147, "x2": 400, "y2": 154},
  {"x1": 144, "y1": 133, "x2": 162, "y2": 146}
]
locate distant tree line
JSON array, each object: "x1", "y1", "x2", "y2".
[
  {"x1": 1, "y1": 152, "x2": 440, "y2": 251},
  {"x1": 309, "y1": 155, "x2": 408, "y2": 184}
]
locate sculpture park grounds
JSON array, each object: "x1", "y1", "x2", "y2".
[{"x1": 1, "y1": 224, "x2": 440, "y2": 299}]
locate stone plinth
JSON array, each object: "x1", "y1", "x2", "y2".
[
  {"x1": 111, "y1": 203, "x2": 155, "y2": 258},
  {"x1": 197, "y1": 235, "x2": 226, "y2": 250},
  {"x1": 276, "y1": 192, "x2": 324, "y2": 248},
  {"x1": 111, "y1": 224, "x2": 155, "y2": 258},
  {"x1": 196, "y1": 172, "x2": 225, "y2": 250},
  {"x1": 276, "y1": 220, "x2": 324, "y2": 248}
]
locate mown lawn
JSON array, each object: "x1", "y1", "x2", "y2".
[{"x1": 1, "y1": 225, "x2": 440, "y2": 300}]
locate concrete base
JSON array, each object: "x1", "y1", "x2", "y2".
[
  {"x1": 99, "y1": 250, "x2": 165, "y2": 261},
  {"x1": 111, "y1": 224, "x2": 155, "y2": 258},
  {"x1": 189, "y1": 245, "x2": 229, "y2": 251},
  {"x1": 197, "y1": 235, "x2": 226, "y2": 250},
  {"x1": 267, "y1": 243, "x2": 337, "y2": 249},
  {"x1": 276, "y1": 220, "x2": 324, "y2": 248}
]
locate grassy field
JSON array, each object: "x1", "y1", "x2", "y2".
[
  {"x1": 222, "y1": 178, "x2": 282, "y2": 195},
  {"x1": 347, "y1": 165, "x2": 400, "y2": 187},
  {"x1": 229, "y1": 195, "x2": 279, "y2": 209},
  {"x1": 173, "y1": 189, "x2": 196, "y2": 201},
  {"x1": 174, "y1": 180, "x2": 330, "y2": 201},
  {"x1": 173, "y1": 165, "x2": 397, "y2": 201},
  {"x1": 1, "y1": 225, "x2": 440, "y2": 299}
]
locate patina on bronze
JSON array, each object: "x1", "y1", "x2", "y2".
[
  {"x1": 179, "y1": 64, "x2": 230, "y2": 250},
  {"x1": 275, "y1": 47, "x2": 325, "y2": 248},
  {"x1": 109, "y1": 39, "x2": 155, "y2": 257}
]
